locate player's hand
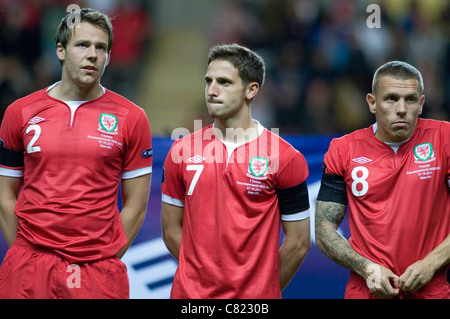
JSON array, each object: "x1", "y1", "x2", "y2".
[
  {"x1": 364, "y1": 263, "x2": 400, "y2": 299},
  {"x1": 399, "y1": 260, "x2": 434, "y2": 293}
]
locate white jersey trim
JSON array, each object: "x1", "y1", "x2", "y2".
[
  {"x1": 121, "y1": 166, "x2": 152, "y2": 179},
  {"x1": 161, "y1": 193, "x2": 185, "y2": 207},
  {"x1": 0, "y1": 167, "x2": 24, "y2": 177},
  {"x1": 281, "y1": 209, "x2": 310, "y2": 221}
]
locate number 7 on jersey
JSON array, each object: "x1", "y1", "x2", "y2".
[{"x1": 186, "y1": 164, "x2": 204, "y2": 196}]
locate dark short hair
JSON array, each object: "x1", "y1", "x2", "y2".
[
  {"x1": 207, "y1": 43, "x2": 265, "y2": 87},
  {"x1": 55, "y1": 8, "x2": 113, "y2": 51},
  {"x1": 372, "y1": 61, "x2": 424, "y2": 95}
]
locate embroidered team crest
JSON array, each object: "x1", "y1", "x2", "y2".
[
  {"x1": 99, "y1": 113, "x2": 118, "y2": 134},
  {"x1": 414, "y1": 143, "x2": 435, "y2": 162},
  {"x1": 248, "y1": 157, "x2": 269, "y2": 178}
]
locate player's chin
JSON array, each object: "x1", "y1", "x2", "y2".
[
  {"x1": 77, "y1": 76, "x2": 100, "y2": 88},
  {"x1": 390, "y1": 128, "x2": 411, "y2": 142},
  {"x1": 207, "y1": 105, "x2": 225, "y2": 118}
]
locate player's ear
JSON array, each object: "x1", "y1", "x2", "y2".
[
  {"x1": 56, "y1": 43, "x2": 65, "y2": 63},
  {"x1": 105, "y1": 50, "x2": 111, "y2": 67},
  {"x1": 418, "y1": 95, "x2": 425, "y2": 116},
  {"x1": 245, "y1": 82, "x2": 259, "y2": 101},
  {"x1": 366, "y1": 93, "x2": 376, "y2": 114}
]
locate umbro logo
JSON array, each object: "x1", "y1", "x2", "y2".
[
  {"x1": 28, "y1": 116, "x2": 45, "y2": 124},
  {"x1": 352, "y1": 156, "x2": 372, "y2": 164},
  {"x1": 187, "y1": 155, "x2": 206, "y2": 163}
]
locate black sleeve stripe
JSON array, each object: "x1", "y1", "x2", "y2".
[
  {"x1": 0, "y1": 145, "x2": 24, "y2": 168},
  {"x1": 317, "y1": 173, "x2": 348, "y2": 206},
  {"x1": 276, "y1": 181, "x2": 309, "y2": 215}
]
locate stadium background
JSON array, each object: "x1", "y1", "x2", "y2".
[{"x1": 0, "y1": 0, "x2": 448, "y2": 298}]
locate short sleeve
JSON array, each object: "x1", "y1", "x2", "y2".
[
  {"x1": 274, "y1": 145, "x2": 310, "y2": 220},
  {"x1": 323, "y1": 137, "x2": 348, "y2": 177},
  {"x1": 441, "y1": 121, "x2": 450, "y2": 185},
  {"x1": 121, "y1": 106, "x2": 152, "y2": 179},
  {"x1": 161, "y1": 139, "x2": 186, "y2": 206},
  {"x1": 274, "y1": 146, "x2": 309, "y2": 189},
  {"x1": 0, "y1": 103, "x2": 25, "y2": 176}
]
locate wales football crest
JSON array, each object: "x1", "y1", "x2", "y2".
[
  {"x1": 248, "y1": 157, "x2": 269, "y2": 178},
  {"x1": 414, "y1": 143, "x2": 435, "y2": 162},
  {"x1": 99, "y1": 113, "x2": 118, "y2": 134}
]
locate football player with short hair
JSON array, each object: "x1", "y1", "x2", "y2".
[
  {"x1": 161, "y1": 44, "x2": 311, "y2": 298},
  {"x1": 0, "y1": 8, "x2": 152, "y2": 298},
  {"x1": 315, "y1": 61, "x2": 450, "y2": 299}
]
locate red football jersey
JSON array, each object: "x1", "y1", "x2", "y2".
[
  {"x1": 0, "y1": 86, "x2": 152, "y2": 263},
  {"x1": 161, "y1": 124, "x2": 309, "y2": 298},
  {"x1": 323, "y1": 118, "x2": 450, "y2": 276}
]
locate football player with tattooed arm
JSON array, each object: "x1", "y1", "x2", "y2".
[
  {"x1": 315, "y1": 61, "x2": 449, "y2": 299},
  {"x1": 0, "y1": 8, "x2": 152, "y2": 298}
]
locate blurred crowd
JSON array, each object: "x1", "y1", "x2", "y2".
[
  {"x1": 0, "y1": 0, "x2": 449, "y2": 135},
  {"x1": 207, "y1": 0, "x2": 450, "y2": 134}
]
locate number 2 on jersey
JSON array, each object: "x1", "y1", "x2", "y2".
[
  {"x1": 26, "y1": 124, "x2": 41, "y2": 154},
  {"x1": 186, "y1": 164, "x2": 204, "y2": 195},
  {"x1": 351, "y1": 166, "x2": 369, "y2": 197}
]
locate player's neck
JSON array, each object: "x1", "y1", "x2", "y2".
[
  {"x1": 48, "y1": 78, "x2": 104, "y2": 102},
  {"x1": 213, "y1": 116, "x2": 259, "y2": 144}
]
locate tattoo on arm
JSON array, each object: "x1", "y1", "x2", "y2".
[{"x1": 315, "y1": 200, "x2": 370, "y2": 278}]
